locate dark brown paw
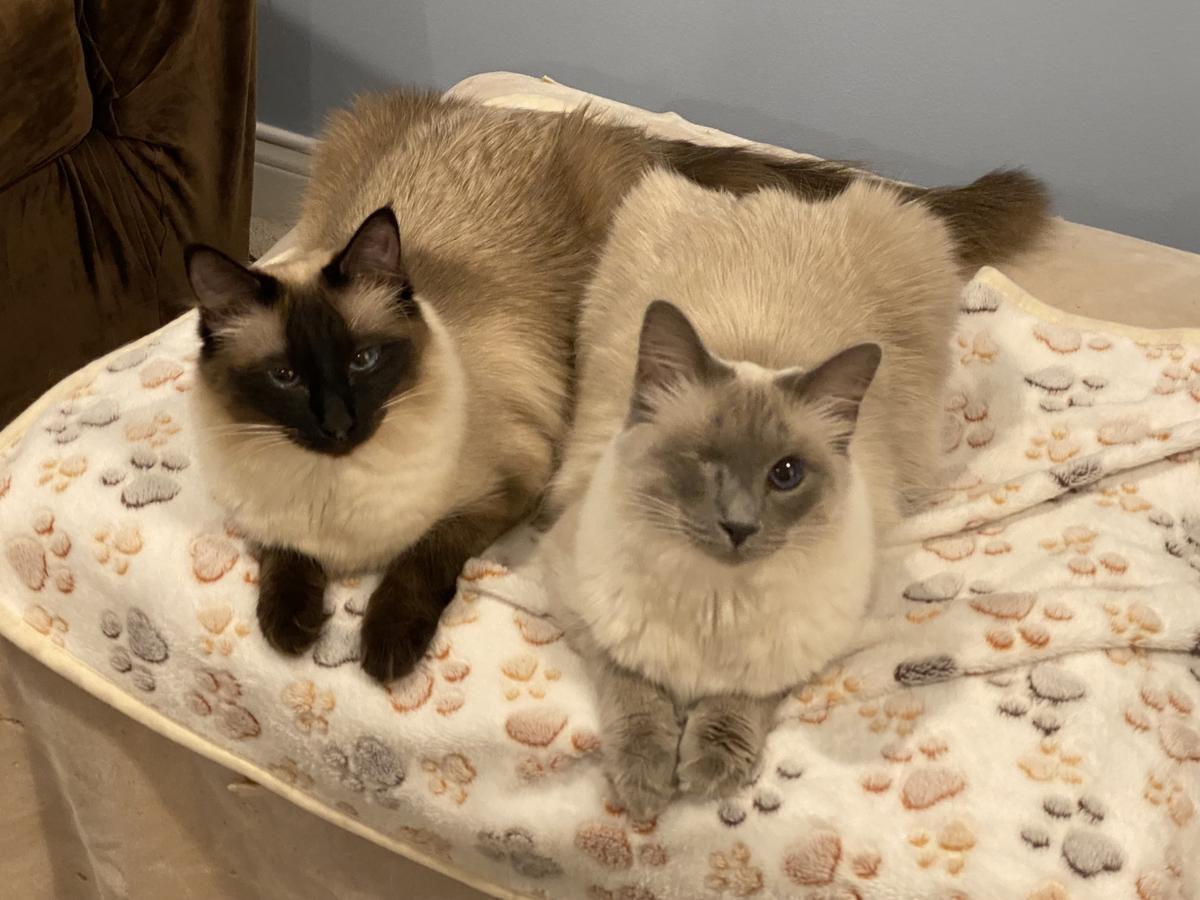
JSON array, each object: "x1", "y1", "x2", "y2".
[
  {"x1": 256, "y1": 548, "x2": 329, "y2": 654},
  {"x1": 360, "y1": 611, "x2": 439, "y2": 683}
]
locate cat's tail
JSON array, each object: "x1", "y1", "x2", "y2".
[{"x1": 653, "y1": 139, "x2": 1051, "y2": 270}]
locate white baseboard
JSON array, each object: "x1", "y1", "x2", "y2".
[{"x1": 252, "y1": 123, "x2": 314, "y2": 225}]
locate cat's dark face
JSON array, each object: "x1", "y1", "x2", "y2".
[
  {"x1": 186, "y1": 209, "x2": 429, "y2": 456},
  {"x1": 619, "y1": 301, "x2": 880, "y2": 564}
]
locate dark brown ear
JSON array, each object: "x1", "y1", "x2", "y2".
[
  {"x1": 630, "y1": 300, "x2": 729, "y2": 423},
  {"x1": 778, "y1": 343, "x2": 881, "y2": 450},
  {"x1": 184, "y1": 244, "x2": 276, "y2": 325},
  {"x1": 329, "y1": 207, "x2": 408, "y2": 285}
]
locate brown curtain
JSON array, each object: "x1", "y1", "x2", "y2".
[{"x1": 0, "y1": 0, "x2": 256, "y2": 424}]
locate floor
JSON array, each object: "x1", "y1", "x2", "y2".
[{"x1": 248, "y1": 215, "x2": 293, "y2": 262}]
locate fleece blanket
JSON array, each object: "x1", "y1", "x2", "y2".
[{"x1": 1, "y1": 267, "x2": 1198, "y2": 900}]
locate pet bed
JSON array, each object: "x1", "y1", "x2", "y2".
[{"x1": 2, "y1": 74, "x2": 1199, "y2": 900}]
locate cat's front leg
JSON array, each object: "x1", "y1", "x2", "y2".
[
  {"x1": 594, "y1": 659, "x2": 682, "y2": 823},
  {"x1": 360, "y1": 512, "x2": 505, "y2": 683},
  {"x1": 256, "y1": 546, "x2": 330, "y2": 654},
  {"x1": 677, "y1": 693, "x2": 781, "y2": 800}
]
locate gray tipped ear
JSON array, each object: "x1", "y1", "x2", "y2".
[
  {"x1": 184, "y1": 244, "x2": 275, "y2": 324},
  {"x1": 779, "y1": 343, "x2": 882, "y2": 450},
  {"x1": 630, "y1": 300, "x2": 727, "y2": 423},
  {"x1": 330, "y1": 207, "x2": 408, "y2": 284}
]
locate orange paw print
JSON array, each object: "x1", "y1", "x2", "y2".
[
  {"x1": 706, "y1": 842, "x2": 765, "y2": 897},
  {"x1": 36, "y1": 454, "x2": 87, "y2": 492},
  {"x1": 5, "y1": 508, "x2": 74, "y2": 594},
  {"x1": 790, "y1": 667, "x2": 863, "y2": 724},
  {"x1": 387, "y1": 636, "x2": 470, "y2": 716},
  {"x1": 282, "y1": 678, "x2": 337, "y2": 735},
  {"x1": 1026, "y1": 425, "x2": 1080, "y2": 464},
  {"x1": 1103, "y1": 600, "x2": 1163, "y2": 644},
  {"x1": 928, "y1": 472, "x2": 1021, "y2": 509},
  {"x1": 23, "y1": 604, "x2": 69, "y2": 645},
  {"x1": 1144, "y1": 770, "x2": 1196, "y2": 828},
  {"x1": 1136, "y1": 339, "x2": 1187, "y2": 363},
  {"x1": 1040, "y1": 525, "x2": 1128, "y2": 578},
  {"x1": 1152, "y1": 355, "x2": 1200, "y2": 397},
  {"x1": 1096, "y1": 415, "x2": 1172, "y2": 447},
  {"x1": 92, "y1": 523, "x2": 143, "y2": 575},
  {"x1": 124, "y1": 411, "x2": 182, "y2": 448},
  {"x1": 1096, "y1": 481, "x2": 1152, "y2": 513},
  {"x1": 943, "y1": 389, "x2": 994, "y2": 451},
  {"x1": 909, "y1": 820, "x2": 976, "y2": 876},
  {"x1": 956, "y1": 329, "x2": 999, "y2": 366},
  {"x1": 420, "y1": 752, "x2": 475, "y2": 804},
  {"x1": 501, "y1": 652, "x2": 560, "y2": 700},
  {"x1": 1018, "y1": 737, "x2": 1084, "y2": 786},
  {"x1": 1033, "y1": 322, "x2": 1082, "y2": 354},
  {"x1": 197, "y1": 604, "x2": 251, "y2": 656},
  {"x1": 858, "y1": 692, "x2": 924, "y2": 737},
  {"x1": 138, "y1": 357, "x2": 186, "y2": 390}
]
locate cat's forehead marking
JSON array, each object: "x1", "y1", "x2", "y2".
[{"x1": 221, "y1": 306, "x2": 286, "y2": 367}]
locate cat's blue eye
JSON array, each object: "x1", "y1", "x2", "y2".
[
  {"x1": 767, "y1": 456, "x2": 805, "y2": 491},
  {"x1": 268, "y1": 365, "x2": 299, "y2": 388},
  {"x1": 349, "y1": 346, "x2": 381, "y2": 374}
]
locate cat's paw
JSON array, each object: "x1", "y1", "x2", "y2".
[
  {"x1": 359, "y1": 610, "x2": 438, "y2": 684},
  {"x1": 606, "y1": 725, "x2": 679, "y2": 822},
  {"x1": 677, "y1": 711, "x2": 762, "y2": 800},
  {"x1": 257, "y1": 575, "x2": 327, "y2": 655}
]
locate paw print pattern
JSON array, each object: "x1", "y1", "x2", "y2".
[
  {"x1": 187, "y1": 669, "x2": 261, "y2": 739},
  {"x1": 197, "y1": 604, "x2": 251, "y2": 656},
  {"x1": 1033, "y1": 323, "x2": 1082, "y2": 355},
  {"x1": 943, "y1": 388, "x2": 994, "y2": 451},
  {"x1": 189, "y1": 533, "x2": 244, "y2": 583},
  {"x1": 476, "y1": 827, "x2": 563, "y2": 879},
  {"x1": 100, "y1": 446, "x2": 187, "y2": 508},
  {"x1": 970, "y1": 591, "x2": 1069, "y2": 652},
  {"x1": 1024, "y1": 366, "x2": 1107, "y2": 412},
  {"x1": 501, "y1": 652, "x2": 561, "y2": 701},
  {"x1": 1096, "y1": 415, "x2": 1172, "y2": 447},
  {"x1": 908, "y1": 820, "x2": 977, "y2": 875},
  {"x1": 124, "y1": 411, "x2": 182, "y2": 448},
  {"x1": 714, "y1": 756, "x2": 805, "y2": 828},
  {"x1": 323, "y1": 735, "x2": 406, "y2": 808},
  {"x1": 1026, "y1": 425, "x2": 1081, "y2": 464},
  {"x1": 573, "y1": 807, "x2": 668, "y2": 874},
  {"x1": 37, "y1": 454, "x2": 87, "y2": 492},
  {"x1": 23, "y1": 604, "x2": 69, "y2": 645},
  {"x1": 956, "y1": 329, "x2": 999, "y2": 366},
  {"x1": 1095, "y1": 481, "x2": 1152, "y2": 514},
  {"x1": 420, "y1": 752, "x2": 476, "y2": 805},
  {"x1": 5, "y1": 509, "x2": 74, "y2": 594},
  {"x1": 283, "y1": 678, "x2": 336, "y2": 735},
  {"x1": 1020, "y1": 793, "x2": 1124, "y2": 880},
  {"x1": 386, "y1": 636, "x2": 470, "y2": 716},
  {"x1": 138, "y1": 357, "x2": 187, "y2": 391},
  {"x1": 92, "y1": 523, "x2": 143, "y2": 575},
  {"x1": 42, "y1": 398, "x2": 120, "y2": 445},
  {"x1": 100, "y1": 607, "x2": 169, "y2": 692},
  {"x1": 706, "y1": 842, "x2": 765, "y2": 896},
  {"x1": 1151, "y1": 356, "x2": 1200, "y2": 398},
  {"x1": 1040, "y1": 525, "x2": 1128, "y2": 579},
  {"x1": 1144, "y1": 771, "x2": 1196, "y2": 828},
  {"x1": 1159, "y1": 514, "x2": 1200, "y2": 575}
]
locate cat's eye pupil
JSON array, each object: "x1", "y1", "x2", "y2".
[
  {"x1": 768, "y1": 456, "x2": 805, "y2": 491},
  {"x1": 350, "y1": 346, "x2": 380, "y2": 373},
  {"x1": 270, "y1": 366, "x2": 297, "y2": 386}
]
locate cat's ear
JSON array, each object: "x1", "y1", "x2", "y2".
[
  {"x1": 630, "y1": 300, "x2": 727, "y2": 423},
  {"x1": 330, "y1": 207, "x2": 408, "y2": 284},
  {"x1": 778, "y1": 343, "x2": 881, "y2": 451},
  {"x1": 184, "y1": 244, "x2": 276, "y2": 325}
]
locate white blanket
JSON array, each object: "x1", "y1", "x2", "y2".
[{"x1": 2, "y1": 268, "x2": 1199, "y2": 900}]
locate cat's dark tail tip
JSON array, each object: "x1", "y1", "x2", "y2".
[{"x1": 917, "y1": 168, "x2": 1053, "y2": 271}]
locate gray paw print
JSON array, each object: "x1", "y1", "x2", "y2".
[
  {"x1": 1024, "y1": 366, "x2": 1107, "y2": 412},
  {"x1": 100, "y1": 446, "x2": 188, "y2": 508},
  {"x1": 100, "y1": 607, "x2": 169, "y2": 691},
  {"x1": 476, "y1": 827, "x2": 563, "y2": 879},
  {"x1": 993, "y1": 663, "x2": 1086, "y2": 735},
  {"x1": 1155, "y1": 512, "x2": 1200, "y2": 575},
  {"x1": 1020, "y1": 793, "x2": 1123, "y2": 879},
  {"x1": 323, "y1": 735, "x2": 406, "y2": 808},
  {"x1": 43, "y1": 399, "x2": 120, "y2": 445},
  {"x1": 716, "y1": 756, "x2": 802, "y2": 827}
]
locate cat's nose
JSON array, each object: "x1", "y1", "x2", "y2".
[
  {"x1": 321, "y1": 397, "x2": 354, "y2": 440},
  {"x1": 719, "y1": 520, "x2": 759, "y2": 548}
]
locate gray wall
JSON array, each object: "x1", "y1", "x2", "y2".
[{"x1": 258, "y1": 1, "x2": 1200, "y2": 251}]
